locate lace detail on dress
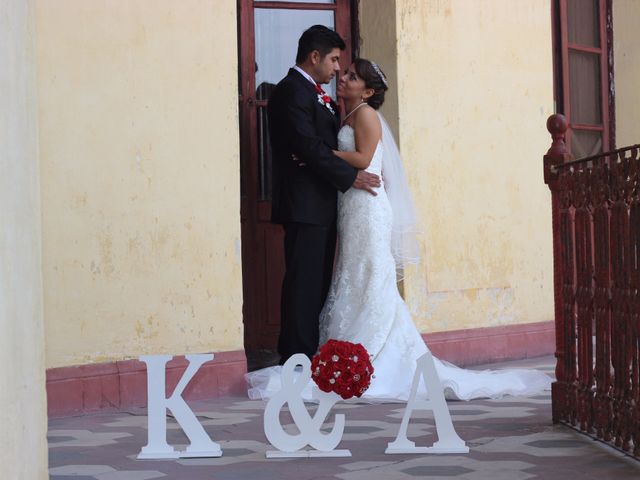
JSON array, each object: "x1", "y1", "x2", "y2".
[{"x1": 319, "y1": 125, "x2": 399, "y2": 358}]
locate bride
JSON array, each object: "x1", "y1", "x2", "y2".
[{"x1": 247, "y1": 59, "x2": 551, "y2": 402}]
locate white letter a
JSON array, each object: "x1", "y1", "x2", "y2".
[{"x1": 386, "y1": 352, "x2": 468, "y2": 454}]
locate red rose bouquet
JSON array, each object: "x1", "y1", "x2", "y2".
[{"x1": 311, "y1": 339, "x2": 374, "y2": 400}]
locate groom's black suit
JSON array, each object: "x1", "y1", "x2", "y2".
[{"x1": 269, "y1": 68, "x2": 357, "y2": 362}]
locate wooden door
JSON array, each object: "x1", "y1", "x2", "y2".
[{"x1": 238, "y1": 0, "x2": 354, "y2": 365}]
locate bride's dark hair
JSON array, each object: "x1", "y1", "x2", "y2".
[{"x1": 354, "y1": 58, "x2": 388, "y2": 110}]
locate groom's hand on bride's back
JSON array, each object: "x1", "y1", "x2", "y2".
[{"x1": 352, "y1": 170, "x2": 381, "y2": 196}]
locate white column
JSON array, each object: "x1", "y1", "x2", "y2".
[{"x1": 0, "y1": 0, "x2": 48, "y2": 478}]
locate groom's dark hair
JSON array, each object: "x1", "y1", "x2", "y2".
[{"x1": 296, "y1": 25, "x2": 345, "y2": 64}]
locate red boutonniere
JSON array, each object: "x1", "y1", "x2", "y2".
[{"x1": 314, "y1": 83, "x2": 335, "y2": 115}]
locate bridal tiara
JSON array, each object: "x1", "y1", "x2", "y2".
[{"x1": 370, "y1": 62, "x2": 388, "y2": 88}]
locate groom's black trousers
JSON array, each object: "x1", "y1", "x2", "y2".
[{"x1": 278, "y1": 222, "x2": 337, "y2": 363}]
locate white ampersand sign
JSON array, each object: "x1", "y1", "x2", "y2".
[{"x1": 263, "y1": 353, "x2": 351, "y2": 458}]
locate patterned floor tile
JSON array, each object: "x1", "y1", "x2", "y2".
[
  {"x1": 49, "y1": 430, "x2": 132, "y2": 448},
  {"x1": 401, "y1": 465, "x2": 474, "y2": 476},
  {"x1": 51, "y1": 476, "x2": 97, "y2": 480},
  {"x1": 95, "y1": 471, "x2": 166, "y2": 480},
  {"x1": 473, "y1": 430, "x2": 594, "y2": 457},
  {"x1": 174, "y1": 440, "x2": 291, "y2": 466},
  {"x1": 50, "y1": 464, "x2": 165, "y2": 480},
  {"x1": 336, "y1": 456, "x2": 537, "y2": 480},
  {"x1": 386, "y1": 403, "x2": 540, "y2": 422},
  {"x1": 339, "y1": 461, "x2": 397, "y2": 471},
  {"x1": 49, "y1": 465, "x2": 116, "y2": 475}
]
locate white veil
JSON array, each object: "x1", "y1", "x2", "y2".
[{"x1": 377, "y1": 112, "x2": 421, "y2": 278}]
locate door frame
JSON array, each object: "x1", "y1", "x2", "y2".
[{"x1": 237, "y1": 0, "x2": 358, "y2": 359}]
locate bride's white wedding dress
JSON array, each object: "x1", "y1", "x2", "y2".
[{"x1": 246, "y1": 124, "x2": 552, "y2": 402}]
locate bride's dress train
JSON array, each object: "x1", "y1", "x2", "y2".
[{"x1": 246, "y1": 123, "x2": 552, "y2": 402}]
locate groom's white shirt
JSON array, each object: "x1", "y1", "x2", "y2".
[{"x1": 293, "y1": 65, "x2": 317, "y2": 86}]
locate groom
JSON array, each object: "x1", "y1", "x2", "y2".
[{"x1": 269, "y1": 25, "x2": 380, "y2": 364}]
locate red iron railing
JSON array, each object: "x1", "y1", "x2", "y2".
[{"x1": 544, "y1": 114, "x2": 640, "y2": 456}]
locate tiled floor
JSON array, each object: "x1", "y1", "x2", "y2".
[{"x1": 48, "y1": 356, "x2": 640, "y2": 479}]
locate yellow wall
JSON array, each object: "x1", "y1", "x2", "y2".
[
  {"x1": 36, "y1": 0, "x2": 243, "y2": 368},
  {"x1": 1, "y1": 0, "x2": 48, "y2": 477},
  {"x1": 363, "y1": 0, "x2": 555, "y2": 333},
  {"x1": 613, "y1": 0, "x2": 640, "y2": 147}
]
